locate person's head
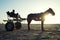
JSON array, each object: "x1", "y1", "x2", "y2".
[{"x1": 12, "y1": 10, "x2": 15, "y2": 13}]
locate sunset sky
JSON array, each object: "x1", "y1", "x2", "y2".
[{"x1": 0, "y1": 0, "x2": 60, "y2": 24}]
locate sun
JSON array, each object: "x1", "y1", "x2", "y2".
[
  {"x1": 45, "y1": 14, "x2": 52, "y2": 20},
  {"x1": 44, "y1": 14, "x2": 54, "y2": 24}
]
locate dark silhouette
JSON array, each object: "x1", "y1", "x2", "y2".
[
  {"x1": 27, "y1": 8, "x2": 55, "y2": 30},
  {"x1": 6, "y1": 10, "x2": 21, "y2": 18},
  {"x1": 4, "y1": 10, "x2": 27, "y2": 31},
  {"x1": 6, "y1": 10, "x2": 26, "y2": 21}
]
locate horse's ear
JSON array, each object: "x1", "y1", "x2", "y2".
[
  {"x1": 49, "y1": 8, "x2": 52, "y2": 10},
  {"x1": 49, "y1": 8, "x2": 51, "y2": 9}
]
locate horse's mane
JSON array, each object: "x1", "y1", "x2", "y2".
[{"x1": 29, "y1": 12, "x2": 43, "y2": 15}]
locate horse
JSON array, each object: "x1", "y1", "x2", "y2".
[{"x1": 27, "y1": 8, "x2": 55, "y2": 30}]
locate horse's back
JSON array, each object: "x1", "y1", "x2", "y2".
[
  {"x1": 27, "y1": 13, "x2": 43, "y2": 18},
  {"x1": 27, "y1": 13, "x2": 45, "y2": 22}
]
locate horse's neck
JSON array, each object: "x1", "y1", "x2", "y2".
[{"x1": 43, "y1": 10, "x2": 49, "y2": 15}]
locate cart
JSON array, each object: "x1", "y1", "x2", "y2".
[{"x1": 3, "y1": 10, "x2": 26, "y2": 31}]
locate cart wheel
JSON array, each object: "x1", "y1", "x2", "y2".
[
  {"x1": 15, "y1": 22, "x2": 22, "y2": 29},
  {"x1": 5, "y1": 22, "x2": 14, "y2": 31}
]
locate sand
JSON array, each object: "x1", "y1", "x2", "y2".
[{"x1": 0, "y1": 24, "x2": 60, "y2": 40}]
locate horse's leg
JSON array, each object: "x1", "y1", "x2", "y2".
[
  {"x1": 28, "y1": 21, "x2": 31, "y2": 30},
  {"x1": 27, "y1": 20, "x2": 31, "y2": 30}
]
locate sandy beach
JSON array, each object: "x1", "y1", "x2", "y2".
[{"x1": 0, "y1": 24, "x2": 60, "y2": 40}]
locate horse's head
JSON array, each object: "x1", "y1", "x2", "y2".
[{"x1": 47, "y1": 8, "x2": 55, "y2": 16}]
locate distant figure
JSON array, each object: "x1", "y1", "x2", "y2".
[
  {"x1": 11, "y1": 10, "x2": 15, "y2": 16},
  {"x1": 6, "y1": 10, "x2": 26, "y2": 22},
  {"x1": 6, "y1": 10, "x2": 21, "y2": 19}
]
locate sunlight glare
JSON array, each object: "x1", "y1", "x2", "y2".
[
  {"x1": 45, "y1": 14, "x2": 52, "y2": 20},
  {"x1": 44, "y1": 14, "x2": 54, "y2": 24}
]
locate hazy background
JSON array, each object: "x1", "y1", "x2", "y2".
[{"x1": 0, "y1": 0, "x2": 60, "y2": 24}]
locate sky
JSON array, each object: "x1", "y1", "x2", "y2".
[{"x1": 0, "y1": 0, "x2": 60, "y2": 24}]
